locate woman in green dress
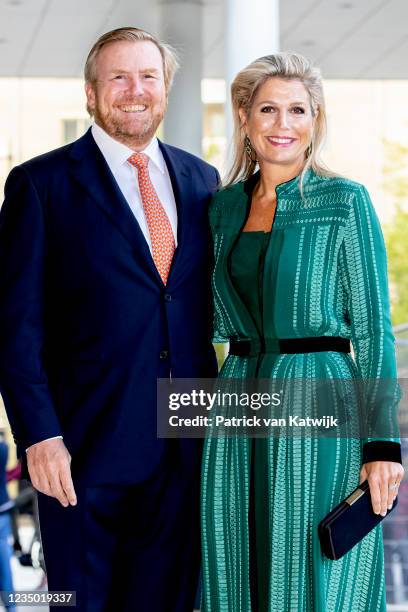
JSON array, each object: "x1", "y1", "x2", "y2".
[{"x1": 201, "y1": 52, "x2": 405, "y2": 612}]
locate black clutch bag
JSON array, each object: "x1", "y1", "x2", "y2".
[{"x1": 318, "y1": 480, "x2": 398, "y2": 560}]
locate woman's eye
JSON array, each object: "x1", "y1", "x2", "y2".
[
  {"x1": 260, "y1": 106, "x2": 274, "y2": 113},
  {"x1": 292, "y1": 107, "x2": 305, "y2": 114}
]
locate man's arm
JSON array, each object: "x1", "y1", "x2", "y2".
[{"x1": 0, "y1": 165, "x2": 76, "y2": 507}]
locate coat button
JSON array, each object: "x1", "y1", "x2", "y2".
[
  {"x1": 164, "y1": 294, "x2": 172, "y2": 302},
  {"x1": 159, "y1": 350, "x2": 169, "y2": 359}
]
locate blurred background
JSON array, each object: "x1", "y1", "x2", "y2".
[{"x1": 0, "y1": 0, "x2": 407, "y2": 609}]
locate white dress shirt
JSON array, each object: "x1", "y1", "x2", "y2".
[
  {"x1": 91, "y1": 123, "x2": 178, "y2": 251},
  {"x1": 26, "y1": 125, "x2": 178, "y2": 451}
]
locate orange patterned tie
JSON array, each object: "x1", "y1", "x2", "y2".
[{"x1": 128, "y1": 152, "x2": 175, "y2": 284}]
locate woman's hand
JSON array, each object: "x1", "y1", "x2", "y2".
[{"x1": 360, "y1": 461, "x2": 404, "y2": 516}]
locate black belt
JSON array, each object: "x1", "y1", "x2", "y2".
[{"x1": 229, "y1": 336, "x2": 351, "y2": 357}]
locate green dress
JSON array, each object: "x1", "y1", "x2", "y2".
[{"x1": 201, "y1": 169, "x2": 400, "y2": 612}]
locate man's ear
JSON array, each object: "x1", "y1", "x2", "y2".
[{"x1": 85, "y1": 82, "x2": 96, "y2": 114}]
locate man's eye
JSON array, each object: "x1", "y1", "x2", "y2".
[
  {"x1": 144, "y1": 74, "x2": 154, "y2": 79},
  {"x1": 113, "y1": 75, "x2": 125, "y2": 80}
]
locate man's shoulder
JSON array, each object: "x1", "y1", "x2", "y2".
[
  {"x1": 17, "y1": 144, "x2": 68, "y2": 177},
  {"x1": 4, "y1": 132, "x2": 94, "y2": 197},
  {"x1": 19, "y1": 132, "x2": 90, "y2": 178},
  {"x1": 4, "y1": 142, "x2": 75, "y2": 196},
  {"x1": 159, "y1": 142, "x2": 217, "y2": 175}
]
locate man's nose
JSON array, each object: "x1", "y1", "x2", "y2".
[{"x1": 126, "y1": 77, "x2": 145, "y2": 96}]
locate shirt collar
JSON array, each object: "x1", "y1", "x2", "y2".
[{"x1": 91, "y1": 123, "x2": 165, "y2": 174}]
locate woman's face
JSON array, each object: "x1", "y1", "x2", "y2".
[{"x1": 240, "y1": 77, "x2": 316, "y2": 172}]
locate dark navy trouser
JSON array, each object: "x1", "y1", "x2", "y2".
[{"x1": 38, "y1": 444, "x2": 201, "y2": 612}]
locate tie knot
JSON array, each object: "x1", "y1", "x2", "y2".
[{"x1": 128, "y1": 152, "x2": 149, "y2": 170}]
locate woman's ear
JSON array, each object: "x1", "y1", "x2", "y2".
[{"x1": 238, "y1": 107, "x2": 247, "y2": 131}]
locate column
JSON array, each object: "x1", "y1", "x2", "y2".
[
  {"x1": 225, "y1": 0, "x2": 280, "y2": 140},
  {"x1": 161, "y1": 0, "x2": 203, "y2": 156}
]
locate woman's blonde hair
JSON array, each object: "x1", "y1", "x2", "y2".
[
  {"x1": 84, "y1": 27, "x2": 179, "y2": 115},
  {"x1": 225, "y1": 51, "x2": 334, "y2": 188}
]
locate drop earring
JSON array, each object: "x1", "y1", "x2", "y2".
[
  {"x1": 305, "y1": 141, "x2": 313, "y2": 158},
  {"x1": 244, "y1": 135, "x2": 257, "y2": 162}
]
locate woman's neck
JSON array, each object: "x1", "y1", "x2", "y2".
[{"x1": 256, "y1": 160, "x2": 305, "y2": 199}]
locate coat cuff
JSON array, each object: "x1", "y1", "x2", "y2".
[{"x1": 362, "y1": 441, "x2": 402, "y2": 464}]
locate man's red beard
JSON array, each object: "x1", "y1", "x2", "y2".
[{"x1": 93, "y1": 97, "x2": 166, "y2": 145}]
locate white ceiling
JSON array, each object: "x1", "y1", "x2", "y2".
[{"x1": 0, "y1": 0, "x2": 407, "y2": 79}]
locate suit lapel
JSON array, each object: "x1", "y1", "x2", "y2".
[
  {"x1": 69, "y1": 129, "x2": 163, "y2": 284},
  {"x1": 159, "y1": 141, "x2": 194, "y2": 283}
]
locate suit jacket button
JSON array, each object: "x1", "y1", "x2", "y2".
[
  {"x1": 160, "y1": 350, "x2": 169, "y2": 359},
  {"x1": 164, "y1": 294, "x2": 172, "y2": 302}
]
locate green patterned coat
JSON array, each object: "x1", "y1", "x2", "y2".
[{"x1": 201, "y1": 169, "x2": 399, "y2": 612}]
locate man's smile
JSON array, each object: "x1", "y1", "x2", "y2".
[{"x1": 119, "y1": 104, "x2": 147, "y2": 113}]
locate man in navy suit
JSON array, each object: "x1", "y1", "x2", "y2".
[{"x1": 0, "y1": 27, "x2": 219, "y2": 611}]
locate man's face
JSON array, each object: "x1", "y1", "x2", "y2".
[{"x1": 85, "y1": 40, "x2": 167, "y2": 150}]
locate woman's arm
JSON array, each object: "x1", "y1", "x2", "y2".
[{"x1": 340, "y1": 183, "x2": 404, "y2": 514}]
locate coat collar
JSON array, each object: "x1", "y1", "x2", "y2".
[{"x1": 217, "y1": 167, "x2": 315, "y2": 235}]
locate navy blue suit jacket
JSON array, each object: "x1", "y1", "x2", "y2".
[{"x1": 0, "y1": 128, "x2": 219, "y2": 485}]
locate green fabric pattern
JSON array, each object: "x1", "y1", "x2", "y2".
[{"x1": 201, "y1": 169, "x2": 399, "y2": 612}]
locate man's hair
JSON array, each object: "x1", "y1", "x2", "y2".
[{"x1": 84, "y1": 26, "x2": 179, "y2": 92}]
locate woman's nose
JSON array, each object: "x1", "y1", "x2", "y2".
[{"x1": 277, "y1": 111, "x2": 290, "y2": 129}]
